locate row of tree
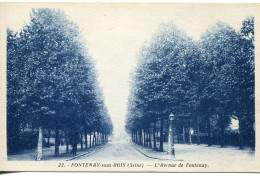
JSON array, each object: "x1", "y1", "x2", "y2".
[
  {"x1": 7, "y1": 9, "x2": 113, "y2": 160},
  {"x1": 125, "y1": 17, "x2": 254, "y2": 151}
]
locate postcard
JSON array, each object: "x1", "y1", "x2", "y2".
[{"x1": 0, "y1": 2, "x2": 259, "y2": 172}]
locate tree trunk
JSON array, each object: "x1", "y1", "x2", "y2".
[
  {"x1": 93, "y1": 132, "x2": 96, "y2": 146},
  {"x1": 98, "y1": 132, "x2": 100, "y2": 145},
  {"x1": 148, "y1": 129, "x2": 152, "y2": 148},
  {"x1": 177, "y1": 132, "x2": 180, "y2": 143},
  {"x1": 80, "y1": 131, "x2": 83, "y2": 150},
  {"x1": 96, "y1": 132, "x2": 98, "y2": 145},
  {"x1": 136, "y1": 132, "x2": 138, "y2": 143},
  {"x1": 216, "y1": 133, "x2": 219, "y2": 145},
  {"x1": 183, "y1": 126, "x2": 186, "y2": 144},
  {"x1": 238, "y1": 118, "x2": 244, "y2": 149},
  {"x1": 54, "y1": 126, "x2": 59, "y2": 157},
  {"x1": 188, "y1": 126, "x2": 192, "y2": 145},
  {"x1": 142, "y1": 130, "x2": 145, "y2": 146},
  {"x1": 141, "y1": 130, "x2": 143, "y2": 145},
  {"x1": 144, "y1": 130, "x2": 147, "y2": 147},
  {"x1": 47, "y1": 129, "x2": 50, "y2": 148},
  {"x1": 72, "y1": 132, "x2": 77, "y2": 156},
  {"x1": 98, "y1": 132, "x2": 101, "y2": 145},
  {"x1": 96, "y1": 132, "x2": 99, "y2": 145},
  {"x1": 99, "y1": 133, "x2": 101, "y2": 145},
  {"x1": 141, "y1": 131, "x2": 143, "y2": 145},
  {"x1": 207, "y1": 117, "x2": 212, "y2": 146},
  {"x1": 159, "y1": 118, "x2": 164, "y2": 151},
  {"x1": 31, "y1": 122, "x2": 35, "y2": 136},
  {"x1": 89, "y1": 133, "x2": 92, "y2": 148},
  {"x1": 66, "y1": 131, "x2": 69, "y2": 153},
  {"x1": 221, "y1": 122, "x2": 225, "y2": 148},
  {"x1": 252, "y1": 127, "x2": 255, "y2": 151},
  {"x1": 197, "y1": 123, "x2": 201, "y2": 145},
  {"x1": 137, "y1": 131, "x2": 140, "y2": 144},
  {"x1": 137, "y1": 131, "x2": 139, "y2": 144},
  {"x1": 145, "y1": 130, "x2": 148, "y2": 147},
  {"x1": 85, "y1": 131, "x2": 88, "y2": 149},
  {"x1": 153, "y1": 123, "x2": 156, "y2": 149},
  {"x1": 139, "y1": 131, "x2": 142, "y2": 145},
  {"x1": 36, "y1": 126, "x2": 43, "y2": 161}
]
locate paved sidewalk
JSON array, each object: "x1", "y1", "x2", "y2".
[
  {"x1": 8, "y1": 144, "x2": 105, "y2": 161},
  {"x1": 130, "y1": 142, "x2": 254, "y2": 161}
]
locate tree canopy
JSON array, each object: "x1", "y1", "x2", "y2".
[
  {"x1": 7, "y1": 8, "x2": 113, "y2": 155},
  {"x1": 126, "y1": 17, "x2": 255, "y2": 149}
]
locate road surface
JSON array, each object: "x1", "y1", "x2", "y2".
[{"x1": 73, "y1": 140, "x2": 151, "y2": 161}]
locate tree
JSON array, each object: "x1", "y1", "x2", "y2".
[
  {"x1": 7, "y1": 29, "x2": 24, "y2": 154},
  {"x1": 199, "y1": 22, "x2": 239, "y2": 147},
  {"x1": 126, "y1": 18, "x2": 255, "y2": 150},
  {"x1": 7, "y1": 8, "x2": 113, "y2": 160},
  {"x1": 126, "y1": 22, "x2": 194, "y2": 150},
  {"x1": 232, "y1": 17, "x2": 255, "y2": 149}
]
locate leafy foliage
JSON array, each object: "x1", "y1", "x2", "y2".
[
  {"x1": 126, "y1": 18, "x2": 255, "y2": 149},
  {"x1": 7, "y1": 9, "x2": 113, "y2": 154}
]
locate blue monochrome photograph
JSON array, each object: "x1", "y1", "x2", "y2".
[{"x1": 1, "y1": 3, "x2": 258, "y2": 172}]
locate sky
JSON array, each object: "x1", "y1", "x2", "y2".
[{"x1": 3, "y1": 3, "x2": 254, "y2": 136}]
